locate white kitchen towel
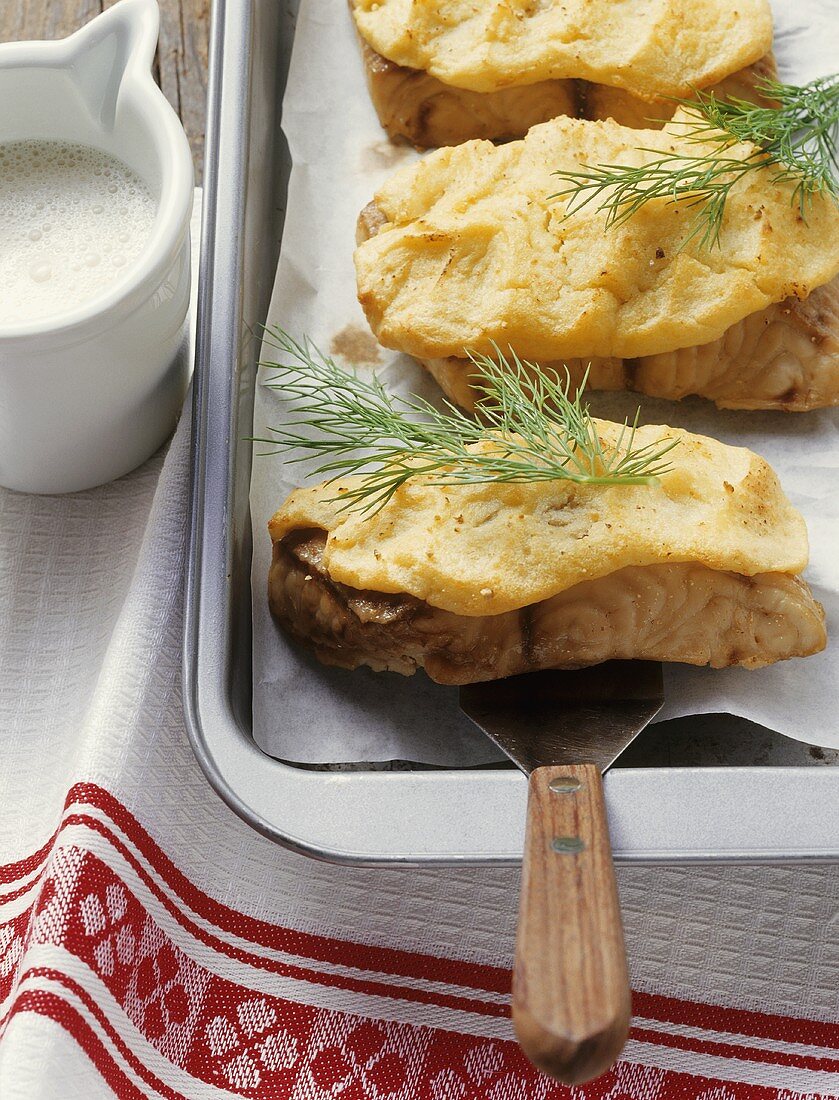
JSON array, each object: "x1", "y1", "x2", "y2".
[{"x1": 0, "y1": 214, "x2": 837, "y2": 1100}]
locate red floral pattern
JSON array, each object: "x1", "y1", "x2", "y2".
[{"x1": 0, "y1": 783, "x2": 836, "y2": 1100}]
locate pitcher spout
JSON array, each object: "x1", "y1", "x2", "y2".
[{"x1": 68, "y1": 0, "x2": 160, "y2": 130}]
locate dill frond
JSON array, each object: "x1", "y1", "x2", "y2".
[
  {"x1": 254, "y1": 329, "x2": 679, "y2": 515},
  {"x1": 549, "y1": 73, "x2": 839, "y2": 249}
]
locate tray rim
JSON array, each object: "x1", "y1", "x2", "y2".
[{"x1": 182, "y1": 0, "x2": 839, "y2": 867}]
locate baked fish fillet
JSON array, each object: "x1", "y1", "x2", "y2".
[
  {"x1": 271, "y1": 533, "x2": 824, "y2": 684},
  {"x1": 352, "y1": 0, "x2": 772, "y2": 100},
  {"x1": 355, "y1": 114, "x2": 839, "y2": 410},
  {"x1": 419, "y1": 276, "x2": 839, "y2": 413},
  {"x1": 583, "y1": 53, "x2": 778, "y2": 130},
  {"x1": 268, "y1": 422, "x2": 826, "y2": 684},
  {"x1": 357, "y1": 34, "x2": 578, "y2": 147},
  {"x1": 356, "y1": 10, "x2": 776, "y2": 148}
]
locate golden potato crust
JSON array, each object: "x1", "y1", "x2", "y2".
[
  {"x1": 354, "y1": 115, "x2": 839, "y2": 364},
  {"x1": 269, "y1": 420, "x2": 808, "y2": 618},
  {"x1": 351, "y1": 0, "x2": 773, "y2": 101},
  {"x1": 353, "y1": 0, "x2": 777, "y2": 149}
]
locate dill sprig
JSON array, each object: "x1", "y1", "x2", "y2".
[
  {"x1": 549, "y1": 73, "x2": 839, "y2": 249},
  {"x1": 255, "y1": 329, "x2": 679, "y2": 515}
]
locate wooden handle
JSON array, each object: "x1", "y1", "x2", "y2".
[{"x1": 512, "y1": 763, "x2": 631, "y2": 1085}]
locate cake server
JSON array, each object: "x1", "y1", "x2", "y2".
[{"x1": 460, "y1": 660, "x2": 664, "y2": 1085}]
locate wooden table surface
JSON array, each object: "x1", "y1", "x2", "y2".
[{"x1": 3, "y1": 1, "x2": 209, "y2": 178}]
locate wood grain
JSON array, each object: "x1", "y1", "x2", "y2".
[
  {"x1": 1, "y1": 0, "x2": 209, "y2": 178},
  {"x1": 513, "y1": 763, "x2": 631, "y2": 1085}
]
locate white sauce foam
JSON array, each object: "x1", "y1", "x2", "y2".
[{"x1": 0, "y1": 140, "x2": 158, "y2": 326}]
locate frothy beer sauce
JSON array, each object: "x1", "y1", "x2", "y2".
[{"x1": 0, "y1": 140, "x2": 158, "y2": 327}]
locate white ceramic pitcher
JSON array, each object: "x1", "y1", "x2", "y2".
[{"x1": 0, "y1": 0, "x2": 194, "y2": 494}]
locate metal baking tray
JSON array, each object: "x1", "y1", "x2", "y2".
[{"x1": 183, "y1": 0, "x2": 839, "y2": 865}]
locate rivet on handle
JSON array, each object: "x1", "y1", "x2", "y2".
[
  {"x1": 549, "y1": 776, "x2": 582, "y2": 794},
  {"x1": 552, "y1": 836, "x2": 586, "y2": 854}
]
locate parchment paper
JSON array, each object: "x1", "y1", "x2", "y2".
[{"x1": 251, "y1": 0, "x2": 839, "y2": 763}]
